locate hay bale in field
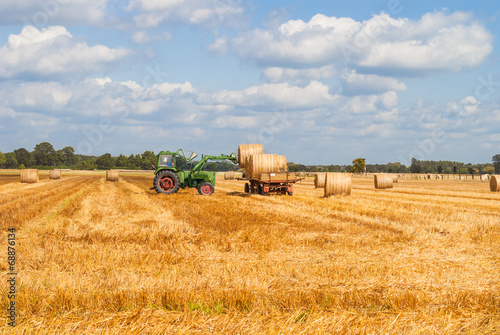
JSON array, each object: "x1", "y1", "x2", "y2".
[
  {"x1": 49, "y1": 169, "x2": 61, "y2": 179},
  {"x1": 374, "y1": 174, "x2": 393, "y2": 189},
  {"x1": 324, "y1": 173, "x2": 351, "y2": 197},
  {"x1": 246, "y1": 154, "x2": 281, "y2": 180},
  {"x1": 490, "y1": 175, "x2": 500, "y2": 192},
  {"x1": 277, "y1": 155, "x2": 288, "y2": 172},
  {"x1": 427, "y1": 174, "x2": 431, "y2": 180},
  {"x1": 314, "y1": 173, "x2": 326, "y2": 188},
  {"x1": 106, "y1": 170, "x2": 119, "y2": 182},
  {"x1": 238, "y1": 144, "x2": 263, "y2": 168},
  {"x1": 20, "y1": 169, "x2": 39, "y2": 183},
  {"x1": 480, "y1": 174, "x2": 489, "y2": 182},
  {"x1": 224, "y1": 171, "x2": 235, "y2": 180},
  {"x1": 391, "y1": 174, "x2": 398, "y2": 183}
]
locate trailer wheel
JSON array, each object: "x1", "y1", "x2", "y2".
[
  {"x1": 198, "y1": 182, "x2": 214, "y2": 195},
  {"x1": 256, "y1": 184, "x2": 262, "y2": 195},
  {"x1": 244, "y1": 183, "x2": 250, "y2": 193},
  {"x1": 154, "y1": 170, "x2": 180, "y2": 194},
  {"x1": 288, "y1": 192, "x2": 293, "y2": 196}
]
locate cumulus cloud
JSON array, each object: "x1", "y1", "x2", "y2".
[
  {"x1": 127, "y1": 0, "x2": 245, "y2": 28},
  {"x1": 341, "y1": 70, "x2": 406, "y2": 95},
  {"x1": 0, "y1": 26, "x2": 132, "y2": 79},
  {"x1": 130, "y1": 30, "x2": 172, "y2": 44},
  {"x1": 219, "y1": 11, "x2": 492, "y2": 76},
  {"x1": 262, "y1": 65, "x2": 337, "y2": 83},
  {"x1": 0, "y1": 0, "x2": 108, "y2": 26},
  {"x1": 212, "y1": 80, "x2": 336, "y2": 109}
]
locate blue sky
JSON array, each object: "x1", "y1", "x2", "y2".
[{"x1": 0, "y1": 0, "x2": 499, "y2": 165}]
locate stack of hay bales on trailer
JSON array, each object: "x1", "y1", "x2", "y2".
[
  {"x1": 20, "y1": 169, "x2": 39, "y2": 183},
  {"x1": 238, "y1": 144, "x2": 287, "y2": 179}
]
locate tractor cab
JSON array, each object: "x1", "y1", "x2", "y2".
[{"x1": 157, "y1": 149, "x2": 197, "y2": 172}]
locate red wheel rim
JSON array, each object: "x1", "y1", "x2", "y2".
[
  {"x1": 160, "y1": 176, "x2": 174, "y2": 191},
  {"x1": 201, "y1": 185, "x2": 211, "y2": 194}
]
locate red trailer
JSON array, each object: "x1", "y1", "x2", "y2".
[{"x1": 244, "y1": 172, "x2": 304, "y2": 196}]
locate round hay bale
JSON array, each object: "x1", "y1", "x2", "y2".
[
  {"x1": 49, "y1": 169, "x2": 61, "y2": 179},
  {"x1": 391, "y1": 174, "x2": 398, "y2": 183},
  {"x1": 20, "y1": 169, "x2": 39, "y2": 183},
  {"x1": 314, "y1": 173, "x2": 326, "y2": 189},
  {"x1": 238, "y1": 144, "x2": 263, "y2": 168},
  {"x1": 427, "y1": 174, "x2": 431, "y2": 180},
  {"x1": 490, "y1": 175, "x2": 500, "y2": 192},
  {"x1": 277, "y1": 155, "x2": 288, "y2": 172},
  {"x1": 480, "y1": 174, "x2": 489, "y2": 182},
  {"x1": 106, "y1": 170, "x2": 119, "y2": 182},
  {"x1": 246, "y1": 154, "x2": 281, "y2": 180},
  {"x1": 374, "y1": 174, "x2": 393, "y2": 189},
  {"x1": 224, "y1": 171, "x2": 235, "y2": 180},
  {"x1": 324, "y1": 173, "x2": 351, "y2": 197}
]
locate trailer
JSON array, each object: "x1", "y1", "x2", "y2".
[{"x1": 244, "y1": 172, "x2": 304, "y2": 196}]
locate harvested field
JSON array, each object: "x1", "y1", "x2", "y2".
[{"x1": 0, "y1": 173, "x2": 499, "y2": 334}]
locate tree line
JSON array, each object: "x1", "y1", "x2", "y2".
[{"x1": 1, "y1": 142, "x2": 499, "y2": 173}]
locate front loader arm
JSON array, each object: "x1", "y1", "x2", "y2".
[{"x1": 191, "y1": 153, "x2": 237, "y2": 173}]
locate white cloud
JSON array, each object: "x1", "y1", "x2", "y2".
[
  {"x1": 152, "y1": 81, "x2": 194, "y2": 95},
  {"x1": 212, "y1": 116, "x2": 257, "y2": 129},
  {"x1": 207, "y1": 37, "x2": 228, "y2": 56},
  {"x1": 0, "y1": 26, "x2": 132, "y2": 79},
  {"x1": 213, "y1": 80, "x2": 336, "y2": 109},
  {"x1": 130, "y1": 30, "x2": 172, "y2": 44},
  {"x1": 0, "y1": 0, "x2": 108, "y2": 26},
  {"x1": 341, "y1": 70, "x2": 406, "y2": 95},
  {"x1": 262, "y1": 66, "x2": 337, "y2": 83},
  {"x1": 127, "y1": 0, "x2": 245, "y2": 28},
  {"x1": 223, "y1": 11, "x2": 492, "y2": 76},
  {"x1": 2, "y1": 82, "x2": 72, "y2": 109}
]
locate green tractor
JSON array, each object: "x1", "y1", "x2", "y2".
[{"x1": 153, "y1": 149, "x2": 237, "y2": 195}]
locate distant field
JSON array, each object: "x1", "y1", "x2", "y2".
[{"x1": 0, "y1": 173, "x2": 499, "y2": 334}]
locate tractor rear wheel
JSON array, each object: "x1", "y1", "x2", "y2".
[
  {"x1": 154, "y1": 170, "x2": 181, "y2": 194},
  {"x1": 198, "y1": 182, "x2": 214, "y2": 195}
]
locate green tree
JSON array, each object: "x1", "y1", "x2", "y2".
[
  {"x1": 5, "y1": 153, "x2": 18, "y2": 168},
  {"x1": 493, "y1": 154, "x2": 500, "y2": 174},
  {"x1": 33, "y1": 142, "x2": 56, "y2": 166},
  {"x1": 95, "y1": 153, "x2": 114, "y2": 169},
  {"x1": 18, "y1": 164, "x2": 25, "y2": 169},
  {"x1": 0, "y1": 151, "x2": 5, "y2": 167},
  {"x1": 141, "y1": 151, "x2": 157, "y2": 170},
  {"x1": 115, "y1": 154, "x2": 128, "y2": 168},
  {"x1": 410, "y1": 158, "x2": 422, "y2": 173},
  {"x1": 483, "y1": 166, "x2": 494, "y2": 174},
  {"x1": 327, "y1": 165, "x2": 335, "y2": 172},
  {"x1": 14, "y1": 148, "x2": 34, "y2": 167},
  {"x1": 453, "y1": 166, "x2": 457, "y2": 174},
  {"x1": 351, "y1": 158, "x2": 366, "y2": 173},
  {"x1": 77, "y1": 160, "x2": 96, "y2": 170}
]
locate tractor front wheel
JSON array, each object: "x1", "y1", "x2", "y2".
[
  {"x1": 198, "y1": 182, "x2": 214, "y2": 196},
  {"x1": 154, "y1": 170, "x2": 181, "y2": 194}
]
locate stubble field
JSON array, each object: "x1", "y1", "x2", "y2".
[{"x1": 0, "y1": 171, "x2": 499, "y2": 334}]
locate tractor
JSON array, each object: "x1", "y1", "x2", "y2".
[{"x1": 153, "y1": 149, "x2": 237, "y2": 195}]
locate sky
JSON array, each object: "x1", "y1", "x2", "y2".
[{"x1": 0, "y1": 0, "x2": 499, "y2": 165}]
